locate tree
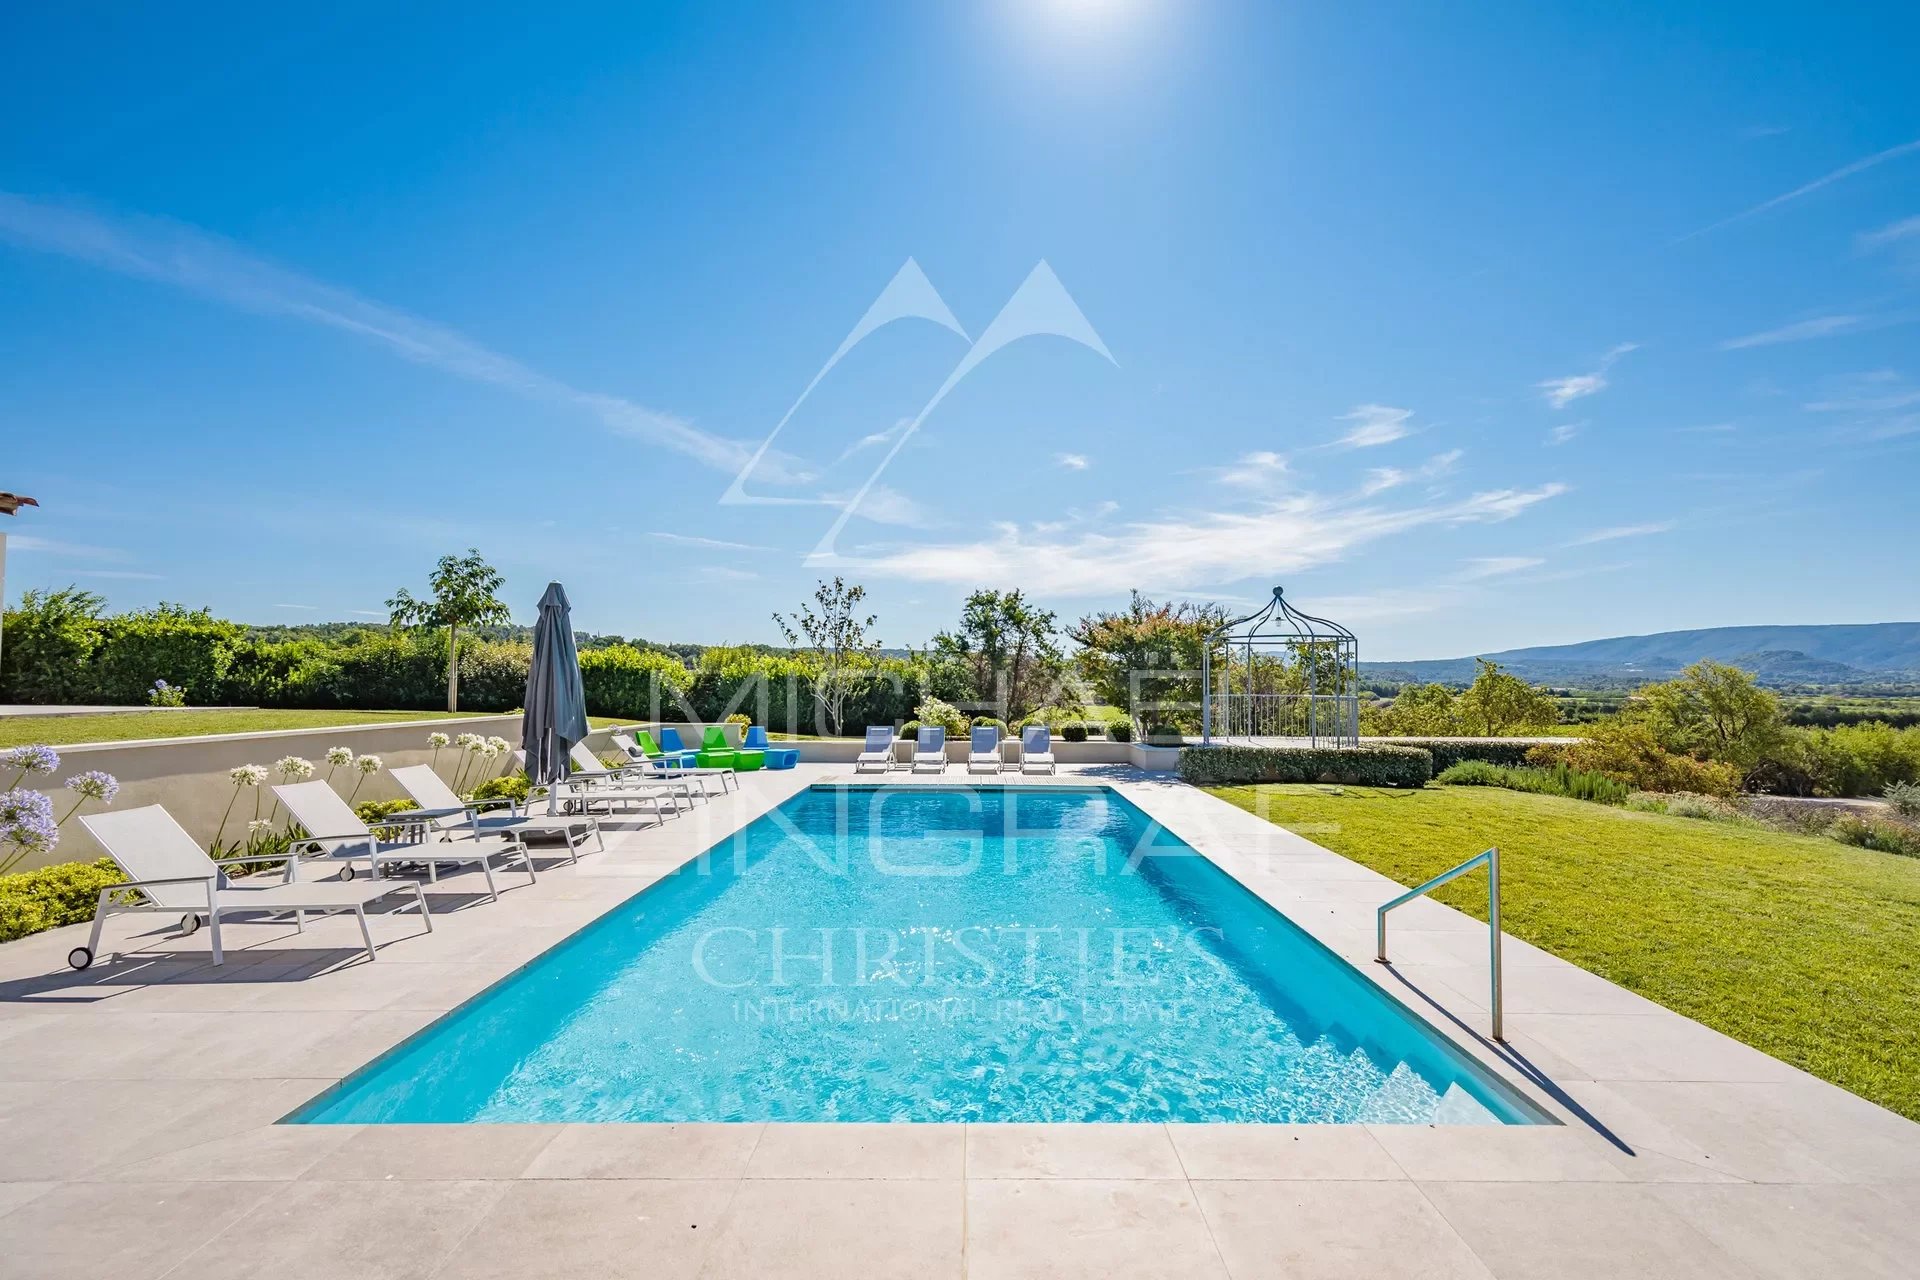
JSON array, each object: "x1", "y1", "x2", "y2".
[
  {"x1": 930, "y1": 589, "x2": 1065, "y2": 721},
  {"x1": 773, "y1": 577, "x2": 882, "y2": 735},
  {"x1": 1369, "y1": 683, "x2": 1461, "y2": 736},
  {"x1": 387, "y1": 549, "x2": 511, "y2": 712},
  {"x1": 1069, "y1": 592, "x2": 1226, "y2": 728},
  {"x1": 0, "y1": 587, "x2": 105, "y2": 704},
  {"x1": 1455, "y1": 658, "x2": 1561, "y2": 736},
  {"x1": 1638, "y1": 660, "x2": 1785, "y2": 770}
]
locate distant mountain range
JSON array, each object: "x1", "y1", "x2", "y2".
[{"x1": 1365, "y1": 623, "x2": 1920, "y2": 688}]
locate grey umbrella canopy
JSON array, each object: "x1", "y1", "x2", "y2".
[{"x1": 522, "y1": 582, "x2": 591, "y2": 815}]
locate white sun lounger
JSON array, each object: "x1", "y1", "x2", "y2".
[
  {"x1": 913, "y1": 726, "x2": 948, "y2": 774},
  {"x1": 509, "y1": 750, "x2": 683, "y2": 823},
  {"x1": 73, "y1": 805, "x2": 431, "y2": 968},
  {"x1": 388, "y1": 764, "x2": 603, "y2": 860},
  {"x1": 609, "y1": 733, "x2": 734, "y2": 796},
  {"x1": 1020, "y1": 725, "x2": 1057, "y2": 774},
  {"x1": 567, "y1": 741, "x2": 701, "y2": 807},
  {"x1": 968, "y1": 725, "x2": 1002, "y2": 774},
  {"x1": 273, "y1": 780, "x2": 537, "y2": 901},
  {"x1": 855, "y1": 725, "x2": 897, "y2": 773}
]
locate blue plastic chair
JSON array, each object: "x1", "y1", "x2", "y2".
[
  {"x1": 655, "y1": 728, "x2": 704, "y2": 767},
  {"x1": 743, "y1": 725, "x2": 799, "y2": 769}
]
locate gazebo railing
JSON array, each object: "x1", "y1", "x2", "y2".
[{"x1": 1205, "y1": 692, "x2": 1358, "y2": 744}]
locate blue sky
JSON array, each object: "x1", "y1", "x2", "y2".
[{"x1": 2, "y1": 1, "x2": 1916, "y2": 660}]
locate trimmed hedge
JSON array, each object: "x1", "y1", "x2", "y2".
[
  {"x1": 1180, "y1": 745, "x2": 1433, "y2": 788},
  {"x1": 1384, "y1": 738, "x2": 1539, "y2": 770},
  {"x1": 0, "y1": 859, "x2": 127, "y2": 945}
]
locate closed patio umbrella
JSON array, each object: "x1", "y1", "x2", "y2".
[{"x1": 523, "y1": 582, "x2": 591, "y2": 815}]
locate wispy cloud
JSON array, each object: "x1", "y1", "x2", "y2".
[
  {"x1": 1567, "y1": 520, "x2": 1675, "y2": 546},
  {"x1": 1858, "y1": 215, "x2": 1920, "y2": 253},
  {"x1": 1739, "y1": 125, "x2": 1791, "y2": 141},
  {"x1": 1055, "y1": 452, "x2": 1090, "y2": 471},
  {"x1": 1213, "y1": 451, "x2": 1289, "y2": 489},
  {"x1": 648, "y1": 531, "x2": 773, "y2": 552},
  {"x1": 0, "y1": 192, "x2": 786, "y2": 478},
  {"x1": 75, "y1": 569, "x2": 165, "y2": 581},
  {"x1": 1457, "y1": 556, "x2": 1546, "y2": 581},
  {"x1": 818, "y1": 481, "x2": 1568, "y2": 595},
  {"x1": 7, "y1": 535, "x2": 127, "y2": 560},
  {"x1": 1719, "y1": 314, "x2": 1859, "y2": 350},
  {"x1": 1332, "y1": 404, "x2": 1413, "y2": 448},
  {"x1": 695, "y1": 565, "x2": 759, "y2": 582},
  {"x1": 1672, "y1": 137, "x2": 1920, "y2": 244},
  {"x1": 1539, "y1": 344, "x2": 1637, "y2": 409},
  {"x1": 274, "y1": 603, "x2": 319, "y2": 611},
  {"x1": 1546, "y1": 421, "x2": 1585, "y2": 446}
]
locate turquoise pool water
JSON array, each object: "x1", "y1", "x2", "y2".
[{"x1": 292, "y1": 786, "x2": 1540, "y2": 1124}]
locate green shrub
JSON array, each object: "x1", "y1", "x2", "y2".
[
  {"x1": 1886, "y1": 781, "x2": 1920, "y2": 819},
  {"x1": 1180, "y1": 745, "x2": 1433, "y2": 788},
  {"x1": 469, "y1": 772, "x2": 531, "y2": 805},
  {"x1": 1625, "y1": 791, "x2": 1667, "y2": 813},
  {"x1": 1394, "y1": 739, "x2": 1538, "y2": 770},
  {"x1": 1829, "y1": 814, "x2": 1920, "y2": 858},
  {"x1": 1435, "y1": 759, "x2": 1628, "y2": 805},
  {"x1": 0, "y1": 858, "x2": 128, "y2": 944},
  {"x1": 1663, "y1": 792, "x2": 1744, "y2": 822},
  {"x1": 724, "y1": 712, "x2": 752, "y2": 728},
  {"x1": 897, "y1": 720, "x2": 920, "y2": 739},
  {"x1": 1060, "y1": 722, "x2": 1088, "y2": 743},
  {"x1": 1106, "y1": 719, "x2": 1134, "y2": 743},
  {"x1": 971, "y1": 716, "x2": 1009, "y2": 732},
  {"x1": 912, "y1": 697, "x2": 970, "y2": 736},
  {"x1": 1142, "y1": 723, "x2": 1184, "y2": 745}
]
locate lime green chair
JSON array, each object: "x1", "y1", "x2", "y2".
[{"x1": 698, "y1": 726, "x2": 762, "y2": 771}]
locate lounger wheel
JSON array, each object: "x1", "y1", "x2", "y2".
[
  {"x1": 68, "y1": 946, "x2": 94, "y2": 971},
  {"x1": 338, "y1": 865, "x2": 356, "y2": 881},
  {"x1": 179, "y1": 913, "x2": 202, "y2": 936}
]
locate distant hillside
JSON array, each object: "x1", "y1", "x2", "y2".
[{"x1": 1366, "y1": 622, "x2": 1920, "y2": 688}]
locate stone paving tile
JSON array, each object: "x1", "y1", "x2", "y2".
[
  {"x1": 743, "y1": 1121, "x2": 963, "y2": 1179},
  {"x1": 101, "y1": 1120, "x2": 363, "y2": 1183},
  {"x1": 0, "y1": 1179, "x2": 276, "y2": 1280},
  {"x1": 1168, "y1": 1124, "x2": 1405, "y2": 1180},
  {"x1": 300, "y1": 1123, "x2": 562, "y2": 1181},
  {"x1": 1192, "y1": 1179, "x2": 1494, "y2": 1279},
  {"x1": 524, "y1": 1123, "x2": 766, "y2": 1180},
  {"x1": 1647, "y1": 1182, "x2": 1920, "y2": 1280},
  {"x1": 965, "y1": 1123, "x2": 1186, "y2": 1180},
  {"x1": 176, "y1": 1179, "x2": 508, "y2": 1280},
  {"x1": 965, "y1": 1179, "x2": 1229, "y2": 1280},
  {"x1": 1560, "y1": 1079, "x2": 1851, "y2": 1184},
  {"x1": 430, "y1": 1178, "x2": 733, "y2": 1280},
  {"x1": 1420, "y1": 1181, "x2": 1746, "y2": 1280},
  {"x1": 701, "y1": 1178, "x2": 963, "y2": 1279},
  {"x1": 1367, "y1": 1125, "x2": 1628, "y2": 1182},
  {"x1": 0, "y1": 1178, "x2": 57, "y2": 1217},
  {"x1": 0, "y1": 1077, "x2": 233, "y2": 1180}
]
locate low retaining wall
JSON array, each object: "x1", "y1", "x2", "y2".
[
  {"x1": 18, "y1": 716, "x2": 523, "y2": 872},
  {"x1": 788, "y1": 739, "x2": 1174, "y2": 770}
]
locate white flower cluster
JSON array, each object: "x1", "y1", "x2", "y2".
[
  {"x1": 229, "y1": 764, "x2": 269, "y2": 787},
  {"x1": 428, "y1": 732, "x2": 451, "y2": 749},
  {"x1": 274, "y1": 755, "x2": 315, "y2": 781},
  {"x1": 354, "y1": 754, "x2": 383, "y2": 775},
  {"x1": 326, "y1": 746, "x2": 355, "y2": 767}
]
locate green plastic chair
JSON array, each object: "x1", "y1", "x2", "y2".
[{"x1": 696, "y1": 726, "x2": 740, "y2": 769}]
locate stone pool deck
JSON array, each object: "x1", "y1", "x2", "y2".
[{"x1": 1, "y1": 765, "x2": 1916, "y2": 1278}]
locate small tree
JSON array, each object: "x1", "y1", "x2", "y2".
[
  {"x1": 774, "y1": 577, "x2": 882, "y2": 735},
  {"x1": 1455, "y1": 659, "x2": 1561, "y2": 736},
  {"x1": 387, "y1": 549, "x2": 511, "y2": 712},
  {"x1": 1638, "y1": 660, "x2": 1785, "y2": 770},
  {"x1": 931, "y1": 588, "x2": 1065, "y2": 722},
  {"x1": 1069, "y1": 591, "x2": 1226, "y2": 728}
]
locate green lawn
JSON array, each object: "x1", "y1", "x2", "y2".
[
  {"x1": 0, "y1": 708, "x2": 513, "y2": 748},
  {"x1": 1209, "y1": 783, "x2": 1920, "y2": 1121}
]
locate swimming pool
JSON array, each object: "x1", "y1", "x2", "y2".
[{"x1": 292, "y1": 786, "x2": 1542, "y2": 1124}]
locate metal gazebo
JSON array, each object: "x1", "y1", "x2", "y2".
[{"x1": 1201, "y1": 586, "x2": 1359, "y2": 747}]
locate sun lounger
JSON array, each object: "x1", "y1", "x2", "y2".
[
  {"x1": 73, "y1": 804, "x2": 431, "y2": 967},
  {"x1": 968, "y1": 725, "x2": 1003, "y2": 774},
  {"x1": 611, "y1": 732, "x2": 736, "y2": 794},
  {"x1": 855, "y1": 725, "x2": 897, "y2": 773},
  {"x1": 913, "y1": 725, "x2": 948, "y2": 774},
  {"x1": 388, "y1": 764, "x2": 602, "y2": 860},
  {"x1": 565, "y1": 743, "x2": 699, "y2": 808},
  {"x1": 511, "y1": 749, "x2": 684, "y2": 822},
  {"x1": 273, "y1": 780, "x2": 537, "y2": 900},
  {"x1": 1019, "y1": 724, "x2": 1057, "y2": 774}
]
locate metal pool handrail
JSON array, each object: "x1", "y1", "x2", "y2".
[{"x1": 1375, "y1": 846, "x2": 1503, "y2": 1042}]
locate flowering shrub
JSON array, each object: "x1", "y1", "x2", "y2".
[
  {"x1": 0, "y1": 745, "x2": 120, "y2": 875},
  {"x1": 146, "y1": 679, "x2": 187, "y2": 707},
  {"x1": 0, "y1": 859, "x2": 128, "y2": 944},
  {"x1": 274, "y1": 756, "x2": 314, "y2": 782}
]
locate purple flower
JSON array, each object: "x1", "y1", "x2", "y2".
[
  {"x1": 65, "y1": 771, "x2": 120, "y2": 804},
  {"x1": 1, "y1": 745, "x2": 60, "y2": 778},
  {"x1": 0, "y1": 788, "x2": 59, "y2": 856}
]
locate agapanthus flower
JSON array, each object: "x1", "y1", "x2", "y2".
[
  {"x1": 486, "y1": 736, "x2": 511, "y2": 754},
  {"x1": 354, "y1": 754, "x2": 383, "y2": 774},
  {"x1": 64, "y1": 771, "x2": 119, "y2": 804},
  {"x1": 428, "y1": 732, "x2": 451, "y2": 749},
  {"x1": 247, "y1": 818, "x2": 274, "y2": 835},
  {"x1": 274, "y1": 756, "x2": 315, "y2": 781},
  {"x1": 455, "y1": 732, "x2": 480, "y2": 749},
  {"x1": 2, "y1": 745, "x2": 61, "y2": 777},
  {"x1": 0, "y1": 788, "x2": 59, "y2": 856},
  {"x1": 326, "y1": 746, "x2": 354, "y2": 767},
  {"x1": 229, "y1": 764, "x2": 269, "y2": 787}
]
